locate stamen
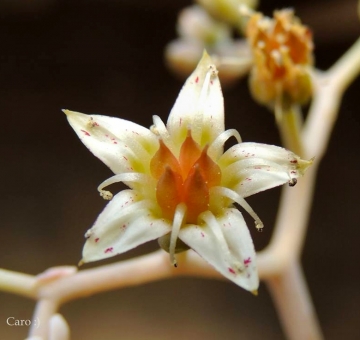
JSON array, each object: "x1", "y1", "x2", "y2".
[
  {"x1": 169, "y1": 203, "x2": 187, "y2": 267},
  {"x1": 288, "y1": 178, "x2": 297, "y2": 186},
  {"x1": 208, "y1": 129, "x2": 242, "y2": 159},
  {"x1": 192, "y1": 66, "x2": 217, "y2": 143},
  {"x1": 151, "y1": 115, "x2": 175, "y2": 152},
  {"x1": 97, "y1": 173, "x2": 148, "y2": 199},
  {"x1": 211, "y1": 186, "x2": 264, "y2": 231},
  {"x1": 198, "y1": 67, "x2": 214, "y2": 112},
  {"x1": 100, "y1": 190, "x2": 113, "y2": 200}
]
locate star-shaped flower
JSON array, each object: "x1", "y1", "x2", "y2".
[{"x1": 65, "y1": 52, "x2": 311, "y2": 292}]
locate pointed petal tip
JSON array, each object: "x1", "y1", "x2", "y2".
[
  {"x1": 78, "y1": 259, "x2": 85, "y2": 267},
  {"x1": 198, "y1": 49, "x2": 215, "y2": 70},
  {"x1": 251, "y1": 289, "x2": 258, "y2": 296},
  {"x1": 201, "y1": 49, "x2": 210, "y2": 59},
  {"x1": 62, "y1": 109, "x2": 70, "y2": 115}
]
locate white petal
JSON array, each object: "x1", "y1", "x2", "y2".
[
  {"x1": 65, "y1": 110, "x2": 158, "y2": 174},
  {"x1": 166, "y1": 51, "x2": 224, "y2": 148},
  {"x1": 82, "y1": 190, "x2": 171, "y2": 263},
  {"x1": 179, "y1": 209, "x2": 258, "y2": 292},
  {"x1": 219, "y1": 142, "x2": 312, "y2": 197}
]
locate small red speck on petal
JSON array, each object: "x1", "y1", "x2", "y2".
[
  {"x1": 290, "y1": 159, "x2": 298, "y2": 164},
  {"x1": 201, "y1": 232, "x2": 205, "y2": 237},
  {"x1": 244, "y1": 257, "x2": 251, "y2": 266},
  {"x1": 81, "y1": 130, "x2": 90, "y2": 136},
  {"x1": 195, "y1": 76, "x2": 199, "y2": 83},
  {"x1": 123, "y1": 156, "x2": 128, "y2": 161},
  {"x1": 105, "y1": 247, "x2": 113, "y2": 253},
  {"x1": 228, "y1": 268, "x2": 236, "y2": 274},
  {"x1": 95, "y1": 238, "x2": 100, "y2": 243}
]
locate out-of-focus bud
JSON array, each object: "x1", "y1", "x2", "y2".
[
  {"x1": 165, "y1": 5, "x2": 252, "y2": 86},
  {"x1": 177, "y1": 5, "x2": 231, "y2": 44},
  {"x1": 165, "y1": 39, "x2": 252, "y2": 87},
  {"x1": 196, "y1": 0, "x2": 258, "y2": 28},
  {"x1": 246, "y1": 9, "x2": 314, "y2": 107},
  {"x1": 212, "y1": 40, "x2": 253, "y2": 86},
  {"x1": 165, "y1": 39, "x2": 204, "y2": 79}
]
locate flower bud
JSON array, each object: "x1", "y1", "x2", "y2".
[
  {"x1": 196, "y1": 0, "x2": 258, "y2": 28},
  {"x1": 178, "y1": 5, "x2": 231, "y2": 44},
  {"x1": 246, "y1": 9, "x2": 314, "y2": 107}
]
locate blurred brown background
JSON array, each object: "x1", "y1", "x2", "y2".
[{"x1": 0, "y1": 0, "x2": 359, "y2": 339}]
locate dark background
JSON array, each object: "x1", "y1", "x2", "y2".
[{"x1": 0, "y1": 0, "x2": 359, "y2": 339}]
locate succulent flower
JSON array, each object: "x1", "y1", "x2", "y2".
[{"x1": 65, "y1": 52, "x2": 311, "y2": 292}]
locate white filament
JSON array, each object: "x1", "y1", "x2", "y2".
[
  {"x1": 211, "y1": 186, "x2": 264, "y2": 231},
  {"x1": 193, "y1": 66, "x2": 216, "y2": 143},
  {"x1": 169, "y1": 203, "x2": 187, "y2": 267},
  {"x1": 208, "y1": 128, "x2": 242, "y2": 159},
  {"x1": 97, "y1": 172, "x2": 148, "y2": 199}
]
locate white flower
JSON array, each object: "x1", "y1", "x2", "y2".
[{"x1": 65, "y1": 52, "x2": 311, "y2": 292}]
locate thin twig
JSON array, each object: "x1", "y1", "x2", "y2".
[
  {"x1": 0, "y1": 268, "x2": 37, "y2": 299},
  {"x1": 303, "y1": 36, "x2": 360, "y2": 158},
  {"x1": 37, "y1": 250, "x2": 222, "y2": 305},
  {"x1": 267, "y1": 260, "x2": 323, "y2": 340},
  {"x1": 29, "y1": 299, "x2": 59, "y2": 339}
]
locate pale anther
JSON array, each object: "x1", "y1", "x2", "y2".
[
  {"x1": 288, "y1": 178, "x2": 297, "y2": 187},
  {"x1": 100, "y1": 190, "x2": 113, "y2": 200}
]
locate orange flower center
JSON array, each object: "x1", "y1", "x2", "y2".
[{"x1": 150, "y1": 131, "x2": 221, "y2": 224}]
